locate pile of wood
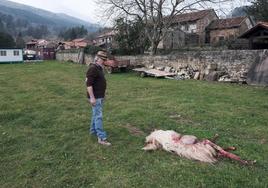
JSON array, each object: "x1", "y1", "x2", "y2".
[{"x1": 134, "y1": 64, "x2": 248, "y2": 84}]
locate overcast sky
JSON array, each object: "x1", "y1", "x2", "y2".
[
  {"x1": 9, "y1": 0, "x2": 99, "y2": 24},
  {"x1": 9, "y1": 0, "x2": 252, "y2": 25}
]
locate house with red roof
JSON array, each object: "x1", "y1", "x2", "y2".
[
  {"x1": 206, "y1": 17, "x2": 254, "y2": 45},
  {"x1": 171, "y1": 9, "x2": 218, "y2": 45},
  {"x1": 162, "y1": 9, "x2": 218, "y2": 48},
  {"x1": 57, "y1": 38, "x2": 92, "y2": 50},
  {"x1": 95, "y1": 30, "x2": 117, "y2": 49},
  {"x1": 25, "y1": 39, "x2": 57, "y2": 60},
  {"x1": 72, "y1": 38, "x2": 92, "y2": 48},
  {"x1": 239, "y1": 22, "x2": 268, "y2": 49}
]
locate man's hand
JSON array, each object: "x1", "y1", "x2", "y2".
[
  {"x1": 87, "y1": 86, "x2": 96, "y2": 106},
  {"x1": 90, "y1": 97, "x2": 96, "y2": 106}
]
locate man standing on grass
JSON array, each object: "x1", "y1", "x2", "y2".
[{"x1": 86, "y1": 50, "x2": 111, "y2": 146}]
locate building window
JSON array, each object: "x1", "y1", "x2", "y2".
[
  {"x1": 0, "y1": 50, "x2": 7, "y2": 56},
  {"x1": 184, "y1": 24, "x2": 189, "y2": 31},
  {"x1": 229, "y1": 35, "x2": 235, "y2": 40},
  {"x1": 218, "y1": 36, "x2": 225, "y2": 42},
  {"x1": 189, "y1": 24, "x2": 197, "y2": 33},
  {"x1": 14, "y1": 50, "x2": 20, "y2": 56}
]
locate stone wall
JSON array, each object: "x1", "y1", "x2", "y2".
[
  {"x1": 116, "y1": 49, "x2": 268, "y2": 83},
  {"x1": 56, "y1": 49, "x2": 268, "y2": 84},
  {"x1": 56, "y1": 49, "x2": 90, "y2": 64},
  {"x1": 118, "y1": 50, "x2": 265, "y2": 69}
]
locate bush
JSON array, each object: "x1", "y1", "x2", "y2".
[
  {"x1": 84, "y1": 45, "x2": 103, "y2": 55},
  {"x1": 0, "y1": 32, "x2": 15, "y2": 48}
]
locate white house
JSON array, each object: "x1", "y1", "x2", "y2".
[{"x1": 0, "y1": 48, "x2": 23, "y2": 64}]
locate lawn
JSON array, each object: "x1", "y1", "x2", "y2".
[{"x1": 0, "y1": 61, "x2": 268, "y2": 188}]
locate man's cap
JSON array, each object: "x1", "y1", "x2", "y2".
[{"x1": 97, "y1": 51, "x2": 107, "y2": 60}]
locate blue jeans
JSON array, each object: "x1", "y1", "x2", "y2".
[{"x1": 90, "y1": 98, "x2": 107, "y2": 140}]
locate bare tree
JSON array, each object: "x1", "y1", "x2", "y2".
[{"x1": 98, "y1": 0, "x2": 229, "y2": 54}]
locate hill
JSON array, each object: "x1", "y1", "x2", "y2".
[
  {"x1": 229, "y1": 6, "x2": 249, "y2": 18},
  {"x1": 0, "y1": 0, "x2": 99, "y2": 37}
]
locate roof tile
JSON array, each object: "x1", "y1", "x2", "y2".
[{"x1": 207, "y1": 17, "x2": 246, "y2": 30}]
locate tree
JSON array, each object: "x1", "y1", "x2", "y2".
[
  {"x1": 70, "y1": 28, "x2": 77, "y2": 39},
  {"x1": 0, "y1": 19, "x2": 5, "y2": 32},
  {"x1": 0, "y1": 32, "x2": 15, "y2": 48},
  {"x1": 99, "y1": 0, "x2": 229, "y2": 54},
  {"x1": 15, "y1": 32, "x2": 25, "y2": 48},
  {"x1": 58, "y1": 26, "x2": 88, "y2": 40},
  {"x1": 247, "y1": 0, "x2": 268, "y2": 21},
  {"x1": 38, "y1": 25, "x2": 50, "y2": 37},
  {"x1": 16, "y1": 18, "x2": 29, "y2": 28},
  {"x1": 26, "y1": 25, "x2": 50, "y2": 38},
  {"x1": 114, "y1": 18, "x2": 150, "y2": 54},
  {"x1": 84, "y1": 45, "x2": 103, "y2": 55}
]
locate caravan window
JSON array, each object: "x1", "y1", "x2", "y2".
[
  {"x1": 14, "y1": 50, "x2": 20, "y2": 56},
  {"x1": 0, "y1": 51, "x2": 7, "y2": 56}
]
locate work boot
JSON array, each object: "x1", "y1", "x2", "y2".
[{"x1": 98, "y1": 137, "x2": 111, "y2": 146}]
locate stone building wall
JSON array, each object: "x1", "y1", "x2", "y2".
[
  {"x1": 209, "y1": 19, "x2": 251, "y2": 45},
  {"x1": 196, "y1": 11, "x2": 218, "y2": 44},
  {"x1": 162, "y1": 30, "x2": 186, "y2": 49},
  {"x1": 209, "y1": 28, "x2": 238, "y2": 44}
]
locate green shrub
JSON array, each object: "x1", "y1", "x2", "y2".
[{"x1": 84, "y1": 45, "x2": 103, "y2": 55}]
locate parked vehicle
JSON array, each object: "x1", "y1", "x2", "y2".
[
  {"x1": 23, "y1": 49, "x2": 37, "y2": 60},
  {"x1": 104, "y1": 57, "x2": 130, "y2": 73}
]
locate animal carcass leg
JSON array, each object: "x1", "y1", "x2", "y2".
[
  {"x1": 210, "y1": 134, "x2": 219, "y2": 143},
  {"x1": 223, "y1": 146, "x2": 236, "y2": 151},
  {"x1": 203, "y1": 140, "x2": 251, "y2": 165}
]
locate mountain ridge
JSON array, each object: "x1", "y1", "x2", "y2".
[{"x1": 0, "y1": 0, "x2": 99, "y2": 31}]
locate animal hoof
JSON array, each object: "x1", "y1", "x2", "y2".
[
  {"x1": 244, "y1": 160, "x2": 256, "y2": 165},
  {"x1": 229, "y1": 146, "x2": 236, "y2": 151}
]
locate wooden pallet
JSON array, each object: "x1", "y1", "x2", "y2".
[{"x1": 133, "y1": 67, "x2": 176, "y2": 78}]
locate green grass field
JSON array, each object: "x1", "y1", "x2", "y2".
[{"x1": 1, "y1": 61, "x2": 268, "y2": 188}]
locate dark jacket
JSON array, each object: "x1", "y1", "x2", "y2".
[{"x1": 86, "y1": 63, "x2": 106, "y2": 99}]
